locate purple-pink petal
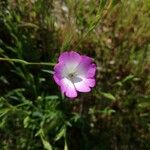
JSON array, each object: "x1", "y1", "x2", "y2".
[
  {"x1": 87, "y1": 63, "x2": 96, "y2": 78},
  {"x1": 60, "y1": 78, "x2": 77, "y2": 98},
  {"x1": 53, "y1": 74, "x2": 61, "y2": 85},
  {"x1": 74, "y1": 77, "x2": 95, "y2": 92},
  {"x1": 58, "y1": 51, "x2": 81, "y2": 63},
  {"x1": 53, "y1": 62, "x2": 65, "y2": 85},
  {"x1": 54, "y1": 62, "x2": 64, "y2": 76},
  {"x1": 75, "y1": 55, "x2": 95, "y2": 77},
  {"x1": 58, "y1": 51, "x2": 81, "y2": 72}
]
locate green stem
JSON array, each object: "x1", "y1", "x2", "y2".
[{"x1": 0, "y1": 57, "x2": 55, "y2": 66}]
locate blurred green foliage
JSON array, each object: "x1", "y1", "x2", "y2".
[{"x1": 0, "y1": 0, "x2": 150, "y2": 150}]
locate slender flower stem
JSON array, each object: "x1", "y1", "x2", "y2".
[{"x1": 0, "y1": 57, "x2": 55, "y2": 66}]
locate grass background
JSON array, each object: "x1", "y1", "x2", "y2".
[{"x1": 0, "y1": 0, "x2": 150, "y2": 150}]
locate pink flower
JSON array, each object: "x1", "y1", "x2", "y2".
[{"x1": 53, "y1": 51, "x2": 96, "y2": 98}]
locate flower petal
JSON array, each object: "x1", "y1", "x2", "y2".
[
  {"x1": 53, "y1": 74, "x2": 61, "y2": 85},
  {"x1": 87, "y1": 63, "x2": 96, "y2": 78},
  {"x1": 75, "y1": 56, "x2": 96, "y2": 78},
  {"x1": 74, "y1": 76, "x2": 96, "y2": 92},
  {"x1": 58, "y1": 51, "x2": 81, "y2": 72},
  {"x1": 59, "y1": 51, "x2": 80, "y2": 62},
  {"x1": 60, "y1": 78, "x2": 77, "y2": 98},
  {"x1": 53, "y1": 62, "x2": 66, "y2": 85},
  {"x1": 54, "y1": 61, "x2": 69, "y2": 79}
]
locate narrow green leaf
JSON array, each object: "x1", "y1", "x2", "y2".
[
  {"x1": 101, "y1": 92, "x2": 116, "y2": 101},
  {"x1": 64, "y1": 138, "x2": 68, "y2": 150},
  {"x1": 42, "y1": 69, "x2": 54, "y2": 75},
  {"x1": 41, "y1": 136, "x2": 52, "y2": 150},
  {"x1": 0, "y1": 108, "x2": 10, "y2": 118},
  {"x1": 45, "y1": 96, "x2": 59, "y2": 100},
  {"x1": 55, "y1": 127, "x2": 65, "y2": 141},
  {"x1": 23, "y1": 116, "x2": 30, "y2": 128},
  {"x1": 122, "y1": 75, "x2": 134, "y2": 83}
]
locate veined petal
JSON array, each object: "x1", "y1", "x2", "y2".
[
  {"x1": 74, "y1": 76, "x2": 96, "y2": 92},
  {"x1": 60, "y1": 78, "x2": 77, "y2": 98}
]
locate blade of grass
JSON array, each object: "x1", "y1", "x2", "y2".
[{"x1": 0, "y1": 57, "x2": 55, "y2": 66}]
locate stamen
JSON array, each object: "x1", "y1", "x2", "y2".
[{"x1": 68, "y1": 73, "x2": 75, "y2": 80}]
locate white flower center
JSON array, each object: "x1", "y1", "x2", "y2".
[{"x1": 62, "y1": 62, "x2": 84, "y2": 84}]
